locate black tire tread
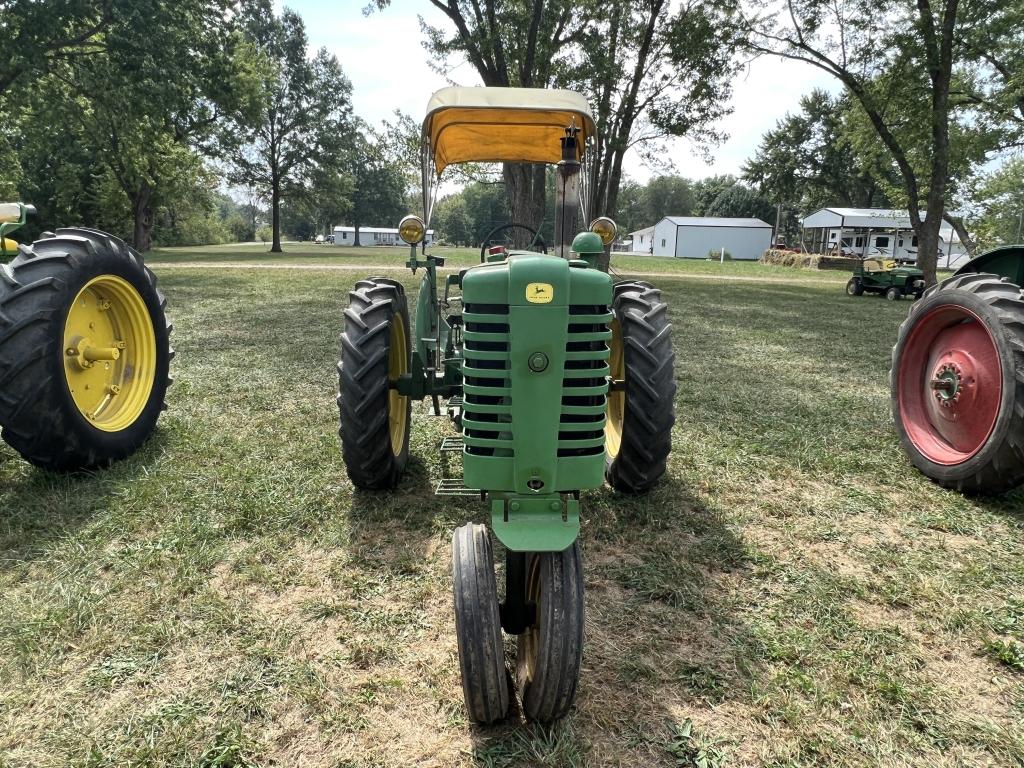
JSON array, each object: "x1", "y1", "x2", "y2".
[
  {"x1": 891, "y1": 272, "x2": 1024, "y2": 494},
  {"x1": 0, "y1": 228, "x2": 171, "y2": 470},
  {"x1": 605, "y1": 282, "x2": 676, "y2": 492},
  {"x1": 337, "y1": 277, "x2": 411, "y2": 489},
  {"x1": 452, "y1": 523, "x2": 509, "y2": 724},
  {"x1": 517, "y1": 542, "x2": 585, "y2": 723}
]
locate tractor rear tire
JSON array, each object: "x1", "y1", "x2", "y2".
[
  {"x1": 0, "y1": 228, "x2": 171, "y2": 471},
  {"x1": 516, "y1": 541, "x2": 584, "y2": 723},
  {"x1": 604, "y1": 282, "x2": 676, "y2": 492},
  {"x1": 452, "y1": 523, "x2": 510, "y2": 724},
  {"x1": 891, "y1": 273, "x2": 1024, "y2": 494},
  {"x1": 337, "y1": 277, "x2": 412, "y2": 489},
  {"x1": 847, "y1": 277, "x2": 864, "y2": 296}
]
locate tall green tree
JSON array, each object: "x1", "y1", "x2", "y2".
[
  {"x1": 968, "y1": 158, "x2": 1024, "y2": 249},
  {"x1": 4, "y1": 0, "x2": 247, "y2": 249},
  {"x1": 0, "y1": 0, "x2": 114, "y2": 96},
  {"x1": 372, "y1": 0, "x2": 736, "y2": 239},
  {"x1": 738, "y1": 0, "x2": 1023, "y2": 283},
  {"x1": 742, "y1": 91, "x2": 894, "y2": 213},
  {"x1": 348, "y1": 132, "x2": 408, "y2": 246},
  {"x1": 643, "y1": 175, "x2": 696, "y2": 223},
  {"x1": 224, "y1": 1, "x2": 354, "y2": 252},
  {"x1": 575, "y1": 0, "x2": 737, "y2": 223}
]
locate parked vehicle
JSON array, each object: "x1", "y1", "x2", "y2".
[
  {"x1": 336, "y1": 87, "x2": 675, "y2": 724},
  {"x1": 846, "y1": 257, "x2": 926, "y2": 300},
  {"x1": 890, "y1": 245, "x2": 1024, "y2": 494},
  {"x1": 0, "y1": 202, "x2": 171, "y2": 470}
]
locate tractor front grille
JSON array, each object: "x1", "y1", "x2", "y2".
[
  {"x1": 559, "y1": 304, "x2": 612, "y2": 457},
  {"x1": 462, "y1": 303, "x2": 512, "y2": 457}
]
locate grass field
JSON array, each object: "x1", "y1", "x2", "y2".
[
  {"x1": 146, "y1": 242, "x2": 857, "y2": 284},
  {"x1": 2, "y1": 252, "x2": 1023, "y2": 767}
]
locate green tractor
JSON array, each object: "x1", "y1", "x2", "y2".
[
  {"x1": 846, "y1": 256, "x2": 926, "y2": 300},
  {"x1": 336, "y1": 87, "x2": 676, "y2": 723},
  {"x1": 0, "y1": 202, "x2": 171, "y2": 470},
  {"x1": 890, "y1": 245, "x2": 1024, "y2": 495}
]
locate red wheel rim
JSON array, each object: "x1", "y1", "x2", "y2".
[{"x1": 897, "y1": 304, "x2": 1003, "y2": 465}]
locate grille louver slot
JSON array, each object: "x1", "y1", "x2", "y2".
[
  {"x1": 462, "y1": 303, "x2": 512, "y2": 457},
  {"x1": 559, "y1": 304, "x2": 612, "y2": 457}
]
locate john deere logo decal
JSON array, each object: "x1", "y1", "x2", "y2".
[{"x1": 526, "y1": 282, "x2": 553, "y2": 303}]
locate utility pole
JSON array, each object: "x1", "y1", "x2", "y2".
[{"x1": 773, "y1": 203, "x2": 782, "y2": 247}]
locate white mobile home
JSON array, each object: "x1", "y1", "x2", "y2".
[
  {"x1": 801, "y1": 208, "x2": 970, "y2": 268},
  {"x1": 332, "y1": 226, "x2": 435, "y2": 247},
  {"x1": 650, "y1": 217, "x2": 773, "y2": 260}
]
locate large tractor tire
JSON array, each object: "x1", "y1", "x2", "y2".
[
  {"x1": 0, "y1": 228, "x2": 172, "y2": 471},
  {"x1": 605, "y1": 281, "x2": 676, "y2": 492},
  {"x1": 516, "y1": 542, "x2": 585, "y2": 723},
  {"x1": 337, "y1": 277, "x2": 412, "y2": 489},
  {"x1": 891, "y1": 273, "x2": 1024, "y2": 494},
  {"x1": 452, "y1": 523, "x2": 510, "y2": 724}
]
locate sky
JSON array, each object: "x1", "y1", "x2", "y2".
[{"x1": 282, "y1": 0, "x2": 841, "y2": 183}]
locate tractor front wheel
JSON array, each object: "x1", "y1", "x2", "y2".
[
  {"x1": 516, "y1": 542, "x2": 584, "y2": 723},
  {"x1": 452, "y1": 523, "x2": 510, "y2": 724},
  {"x1": 886, "y1": 286, "x2": 903, "y2": 301},
  {"x1": 0, "y1": 228, "x2": 171, "y2": 470},
  {"x1": 891, "y1": 273, "x2": 1024, "y2": 494},
  {"x1": 605, "y1": 281, "x2": 676, "y2": 492},
  {"x1": 337, "y1": 277, "x2": 412, "y2": 489}
]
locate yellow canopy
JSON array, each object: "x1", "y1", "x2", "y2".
[{"x1": 423, "y1": 87, "x2": 597, "y2": 174}]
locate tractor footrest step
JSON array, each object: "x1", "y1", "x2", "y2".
[
  {"x1": 448, "y1": 395, "x2": 463, "y2": 407},
  {"x1": 440, "y1": 436, "x2": 464, "y2": 453},
  {"x1": 436, "y1": 478, "x2": 480, "y2": 496}
]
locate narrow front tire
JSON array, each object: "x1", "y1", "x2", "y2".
[{"x1": 452, "y1": 523, "x2": 510, "y2": 724}]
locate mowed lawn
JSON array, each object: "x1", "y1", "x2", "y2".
[{"x1": 1, "y1": 254, "x2": 1022, "y2": 767}]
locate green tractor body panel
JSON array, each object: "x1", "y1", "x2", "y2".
[
  {"x1": 460, "y1": 252, "x2": 611, "y2": 550},
  {"x1": 954, "y1": 244, "x2": 1024, "y2": 287},
  {"x1": 0, "y1": 202, "x2": 32, "y2": 259}
]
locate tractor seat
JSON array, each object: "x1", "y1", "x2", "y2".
[{"x1": 863, "y1": 258, "x2": 889, "y2": 272}]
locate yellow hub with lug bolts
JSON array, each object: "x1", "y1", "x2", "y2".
[
  {"x1": 388, "y1": 313, "x2": 409, "y2": 454},
  {"x1": 63, "y1": 275, "x2": 157, "y2": 432}
]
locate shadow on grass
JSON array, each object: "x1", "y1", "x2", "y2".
[
  {"x1": 465, "y1": 475, "x2": 761, "y2": 766},
  {"x1": 0, "y1": 430, "x2": 172, "y2": 568}
]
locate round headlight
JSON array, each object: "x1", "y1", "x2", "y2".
[
  {"x1": 398, "y1": 215, "x2": 426, "y2": 245},
  {"x1": 590, "y1": 217, "x2": 617, "y2": 245}
]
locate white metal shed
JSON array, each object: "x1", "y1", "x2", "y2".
[{"x1": 651, "y1": 217, "x2": 773, "y2": 259}]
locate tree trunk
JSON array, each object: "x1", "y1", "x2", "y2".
[
  {"x1": 131, "y1": 181, "x2": 153, "y2": 252},
  {"x1": 271, "y1": 176, "x2": 282, "y2": 253},
  {"x1": 353, "y1": 222, "x2": 361, "y2": 247},
  {"x1": 914, "y1": 209, "x2": 945, "y2": 285},
  {"x1": 943, "y1": 211, "x2": 976, "y2": 258},
  {"x1": 503, "y1": 163, "x2": 546, "y2": 247}
]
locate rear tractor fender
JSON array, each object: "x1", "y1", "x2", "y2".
[{"x1": 955, "y1": 245, "x2": 1024, "y2": 288}]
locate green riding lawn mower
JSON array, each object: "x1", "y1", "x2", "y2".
[
  {"x1": 0, "y1": 202, "x2": 171, "y2": 471},
  {"x1": 336, "y1": 87, "x2": 676, "y2": 724},
  {"x1": 846, "y1": 256, "x2": 926, "y2": 301},
  {"x1": 890, "y1": 245, "x2": 1024, "y2": 495}
]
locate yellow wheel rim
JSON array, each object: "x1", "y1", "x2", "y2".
[
  {"x1": 521, "y1": 555, "x2": 542, "y2": 683},
  {"x1": 605, "y1": 318, "x2": 625, "y2": 458},
  {"x1": 388, "y1": 314, "x2": 409, "y2": 454},
  {"x1": 63, "y1": 275, "x2": 157, "y2": 432}
]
